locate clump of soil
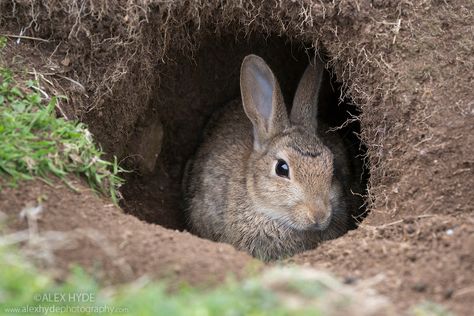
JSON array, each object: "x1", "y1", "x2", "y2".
[{"x1": 1, "y1": 0, "x2": 473, "y2": 314}]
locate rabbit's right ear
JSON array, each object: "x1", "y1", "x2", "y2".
[{"x1": 240, "y1": 55, "x2": 289, "y2": 150}]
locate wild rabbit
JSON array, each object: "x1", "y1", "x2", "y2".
[{"x1": 184, "y1": 54, "x2": 361, "y2": 261}]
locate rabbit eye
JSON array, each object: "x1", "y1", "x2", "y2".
[{"x1": 275, "y1": 159, "x2": 289, "y2": 178}]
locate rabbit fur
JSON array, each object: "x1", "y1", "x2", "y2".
[{"x1": 184, "y1": 54, "x2": 361, "y2": 261}]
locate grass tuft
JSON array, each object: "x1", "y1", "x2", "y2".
[{"x1": 0, "y1": 42, "x2": 125, "y2": 203}]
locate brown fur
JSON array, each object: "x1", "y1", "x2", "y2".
[{"x1": 184, "y1": 55, "x2": 359, "y2": 261}]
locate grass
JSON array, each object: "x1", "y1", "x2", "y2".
[
  {"x1": 0, "y1": 245, "x2": 454, "y2": 316},
  {"x1": 0, "y1": 39, "x2": 124, "y2": 203},
  {"x1": 0, "y1": 246, "x2": 314, "y2": 316}
]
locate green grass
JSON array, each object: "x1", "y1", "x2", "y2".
[
  {"x1": 411, "y1": 302, "x2": 454, "y2": 316},
  {"x1": 0, "y1": 246, "x2": 312, "y2": 316},
  {"x1": 0, "y1": 42, "x2": 124, "y2": 202}
]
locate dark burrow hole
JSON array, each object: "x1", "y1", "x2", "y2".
[{"x1": 119, "y1": 33, "x2": 369, "y2": 237}]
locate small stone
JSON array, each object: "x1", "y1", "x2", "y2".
[
  {"x1": 444, "y1": 288, "x2": 454, "y2": 299},
  {"x1": 61, "y1": 56, "x2": 70, "y2": 67},
  {"x1": 129, "y1": 120, "x2": 163, "y2": 174},
  {"x1": 405, "y1": 225, "x2": 415, "y2": 234},
  {"x1": 343, "y1": 276, "x2": 357, "y2": 285},
  {"x1": 407, "y1": 253, "x2": 417, "y2": 262},
  {"x1": 412, "y1": 282, "x2": 427, "y2": 292}
]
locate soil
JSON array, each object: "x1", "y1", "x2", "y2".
[
  {"x1": 0, "y1": 178, "x2": 255, "y2": 286},
  {"x1": 1, "y1": 0, "x2": 473, "y2": 315}
]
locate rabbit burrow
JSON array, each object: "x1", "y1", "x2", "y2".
[{"x1": 117, "y1": 35, "x2": 369, "y2": 250}]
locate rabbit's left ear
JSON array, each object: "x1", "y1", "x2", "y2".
[{"x1": 290, "y1": 55, "x2": 325, "y2": 133}]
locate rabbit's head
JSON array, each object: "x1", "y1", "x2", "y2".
[{"x1": 241, "y1": 55, "x2": 344, "y2": 232}]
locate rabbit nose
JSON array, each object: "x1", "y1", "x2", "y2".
[{"x1": 306, "y1": 200, "x2": 331, "y2": 226}]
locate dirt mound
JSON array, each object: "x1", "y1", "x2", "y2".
[
  {"x1": 0, "y1": 178, "x2": 254, "y2": 285},
  {"x1": 1, "y1": 0, "x2": 473, "y2": 314}
]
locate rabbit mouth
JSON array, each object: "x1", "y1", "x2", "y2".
[
  {"x1": 306, "y1": 217, "x2": 332, "y2": 231},
  {"x1": 299, "y1": 213, "x2": 333, "y2": 232},
  {"x1": 257, "y1": 206, "x2": 332, "y2": 232},
  {"x1": 278, "y1": 214, "x2": 333, "y2": 232}
]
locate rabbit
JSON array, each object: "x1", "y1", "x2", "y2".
[{"x1": 183, "y1": 54, "x2": 361, "y2": 261}]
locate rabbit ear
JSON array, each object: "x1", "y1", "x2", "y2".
[
  {"x1": 290, "y1": 55, "x2": 325, "y2": 133},
  {"x1": 240, "y1": 55, "x2": 289, "y2": 150}
]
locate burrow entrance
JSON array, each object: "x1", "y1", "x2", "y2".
[{"x1": 118, "y1": 33, "x2": 369, "y2": 236}]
